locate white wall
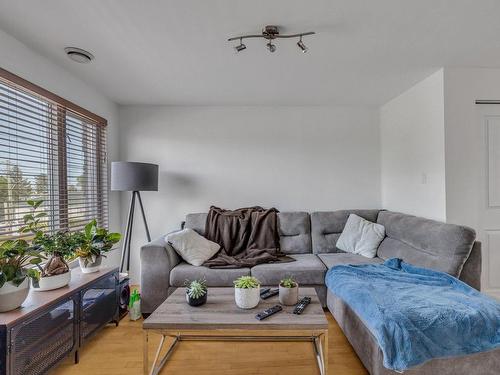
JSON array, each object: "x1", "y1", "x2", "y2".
[
  {"x1": 0, "y1": 29, "x2": 122, "y2": 268},
  {"x1": 444, "y1": 67, "x2": 500, "y2": 299},
  {"x1": 118, "y1": 106, "x2": 381, "y2": 283},
  {"x1": 380, "y1": 69, "x2": 446, "y2": 221}
]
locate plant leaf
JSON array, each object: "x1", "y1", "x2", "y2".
[
  {"x1": 12, "y1": 276, "x2": 26, "y2": 287},
  {"x1": 33, "y1": 199, "x2": 44, "y2": 209},
  {"x1": 107, "y1": 233, "x2": 121, "y2": 243}
]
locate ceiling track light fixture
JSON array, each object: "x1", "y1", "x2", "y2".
[{"x1": 228, "y1": 25, "x2": 315, "y2": 53}]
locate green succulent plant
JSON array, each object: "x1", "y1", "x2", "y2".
[
  {"x1": 185, "y1": 279, "x2": 208, "y2": 299},
  {"x1": 280, "y1": 276, "x2": 297, "y2": 288},
  {"x1": 233, "y1": 276, "x2": 260, "y2": 289}
]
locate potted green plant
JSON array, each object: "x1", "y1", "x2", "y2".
[
  {"x1": 0, "y1": 238, "x2": 44, "y2": 312},
  {"x1": 30, "y1": 231, "x2": 77, "y2": 291},
  {"x1": 233, "y1": 276, "x2": 260, "y2": 309},
  {"x1": 185, "y1": 279, "x2": 208, "y2": 306},
  {"x1": 20, "y1": 200, "x2": 76, "y2": 291},
  {"x1": 279, "y1": 276, "x2": 299, "y2": 305},
  {"x1": 73, "y1": 220, "x2": 121, "y2": 273}
]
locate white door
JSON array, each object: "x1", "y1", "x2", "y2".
[{"x1": 477, "y1": 106, "x2": 500, "y2": 298}]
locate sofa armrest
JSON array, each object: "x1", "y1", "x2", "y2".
[{"x1": 140, "y1": 235, "x2": 181, "y2": 314}]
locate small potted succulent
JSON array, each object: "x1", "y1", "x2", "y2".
[
  {"x1": 185, "y1": 279, "x2": 208, "y2": 306},
  {"x1": 279, "y1": 276, "x2": 299, "y2": 306},
  {"x1": 73, "y1": 220, "x2": 121, "y2": 273},
  {"x1": 233, "y1": 276, "x2": 260, "y2": 309},
  {"x1": 0, "y1": 238, "x2": 44, "y2": 312}
]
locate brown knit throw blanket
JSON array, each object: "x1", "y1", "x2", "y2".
[{"x1": 202, "y1": 206, "x2": 294, "y2": 269}]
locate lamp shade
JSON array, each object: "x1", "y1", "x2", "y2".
[{"x1": 111, "y1": 162, "x2": 158, "y2": 191}]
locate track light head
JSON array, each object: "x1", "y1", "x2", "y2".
[
  {"x1": 297, "y1": 37, "x2": 307, "y2": 53},
  {"x1": 235, "y1": 38, "x2": 246, "y2": 52},
  {"x1": 266, "y1": 42, "x2": 276, "y2": 53}
]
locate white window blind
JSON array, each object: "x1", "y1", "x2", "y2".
[{"x1": 0, "y1": 71, "x2": 107, "y2": 240}]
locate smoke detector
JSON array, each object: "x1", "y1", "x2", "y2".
[{"x1": 64, "y1": 47, "x2": 94, "y2": 64}]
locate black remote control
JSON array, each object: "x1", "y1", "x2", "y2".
[
  {"x1": 260, "y1": 288, "x2": 270, "y2": 296},
  {"x1": 293, "y1": 297, "x2": 311, "y2": 315},
  {"x1": 255, "y1": 305, "x2": 283, "y2": 320},
  {"x1": 260, "y1": 288, "x2": 279, "y2": 299}
]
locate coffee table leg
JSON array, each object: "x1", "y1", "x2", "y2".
[
  {"x1": 313, "y1": 334, "x2": 326, "y2": 375},
  {"x1": 149, "y1": 335, "x2": 180, "y2": 375}
]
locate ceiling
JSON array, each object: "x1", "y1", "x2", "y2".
[{"x1": 1, "y1": 0, "x2": 500, "y2": 106}]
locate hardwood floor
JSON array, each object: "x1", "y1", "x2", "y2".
[{"x1": 53, "y1": 311, "x2": 367, "y2": 375}]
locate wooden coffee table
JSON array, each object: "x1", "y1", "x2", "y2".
[{"x1": 143, "y1": 287, "x2": 328, "y2": 375}]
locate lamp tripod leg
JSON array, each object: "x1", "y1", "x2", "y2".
[
  {"x1": 120, "y1": 191, "x2": 136, "y2": 273},
  {"x1": 126, "y1": 192, "x2": 136, "y2": 272},
  {"x1": 137, "y1": 191, "x2": 151, "y2": 242}
]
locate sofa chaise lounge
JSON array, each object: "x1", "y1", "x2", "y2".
[{"x1": 141, "y1": 209, "x2": 499, "y2": 374}]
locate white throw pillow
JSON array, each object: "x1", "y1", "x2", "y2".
[
  {"x1": 336, "y1": 214, "x2": 385, "y2": 258},
  {"x1": 165, "y1": 228, "x2": 220, "y2": 266}
]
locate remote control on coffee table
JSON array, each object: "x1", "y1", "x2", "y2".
[
  {"x1": 260, "y1": 288, "x2": 279, "y2": 299},
  {"x1": 293, "y1": 297, "x2": 311, "y2": 315},
  {"x1": 255, "y1": 305, "x2": 283, "y2": 320}
]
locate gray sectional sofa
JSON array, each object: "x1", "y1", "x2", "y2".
[{"x1": 140, "y1": 209, "x2": 498, "y2": 375}]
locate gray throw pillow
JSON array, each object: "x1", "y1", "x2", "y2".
[
  {"x1": 336, "y1": 214, "x2": 385, "y2": 258},
  {"x1": 166, "y1": 228, "x2": 220, "y2": 266}
]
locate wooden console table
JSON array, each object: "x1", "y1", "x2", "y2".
[{"x1": 0, "y1": 267, "x2": 119, "y2": 375}]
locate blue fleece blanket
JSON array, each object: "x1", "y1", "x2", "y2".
[{"x1": 325, "y1": 258, "x2": 500, "y2": 372}]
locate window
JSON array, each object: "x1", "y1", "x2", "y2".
[{"x1": 0, "y1": 68, "x2": 107, "y2": 240}]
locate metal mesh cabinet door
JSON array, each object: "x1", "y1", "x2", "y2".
[
  {"x1": 0, "y1": 326, "x2": 6, "y2": 375},
  {"x1": 10, "y1": 297, "x2": 77, "y2": 375},
  {"x1": 80, "y1": 272, "x2": 118, "y2": 342}
]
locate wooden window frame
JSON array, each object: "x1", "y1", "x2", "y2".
[{"x1": 0, "y1": 67, "x2": 108, "y2": 233}]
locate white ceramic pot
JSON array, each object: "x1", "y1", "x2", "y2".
[
  {"x1": 79, "y1": 255, "x2": 102, "y2": 274},
  {"x1": 0, "y1": 278, "x2": 30, "y2": 312},
  {"x1": 235, "y1": 286, "x2": 260, "y2": 309},
  {"x1": 279, "y1": 284, "x2": 299, "y2": 306},
  {"x1": 32, "y1": 271, "x2": 71, "y2": 291}
]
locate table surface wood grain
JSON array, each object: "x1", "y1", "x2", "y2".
[{"x1": 143, "y1": 287, "x2": 328, "y2": 331}]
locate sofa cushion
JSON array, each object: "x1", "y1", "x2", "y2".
[
  {"x1": 170, "y1": 263, "x2": 250, "y2": 287},
  {"x1": 318, "y1": 253, "x2": 383, "y2": 269},
  {"x1": 278, "y1": 212, "x2": 312, "y2": 254},
  {"x1": 185, "y1": 211, "x2": 312, "y2": 254},
  {"x1": 376, "y1": 211, "x2": 476, "y2": 277},
  {"x1": 250, "y1": 254, "x2": 327, "y2": 285},
  {"x1": 311, "y1": 210, "x2": 381, "y2": 254}
]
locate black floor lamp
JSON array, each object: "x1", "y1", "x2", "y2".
[{"x1": 111, "y1": 161, "x2": 159, "y2": 273}]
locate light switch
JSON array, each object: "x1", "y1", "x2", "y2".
[{"x1": 421, "y1": 173, "x2": 427, "y2": 184}]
